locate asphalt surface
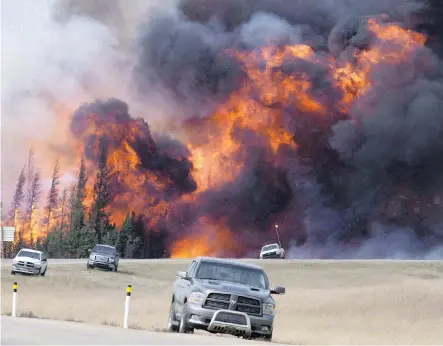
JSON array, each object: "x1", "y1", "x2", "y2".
[
  {"x1": 3, "y1": 258, "x2": 439, "y2": 266},
  {"x1": 1, "y1": 317, "x2": 279, "y2": 345}
]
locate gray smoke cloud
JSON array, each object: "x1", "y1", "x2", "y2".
[
  {"x1": 131, "y1": 0, "x2": 443, "y2": 258},
  {"x1": 3, "y1": 0, "x2": 443, "y2": 258},
  {"x1": 1, "y1": 0, "x2": 177, "y2": 208}
]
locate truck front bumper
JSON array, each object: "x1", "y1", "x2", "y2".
[
  {"x1": 11, "y1": 264, "x2": 40, "y2": 275},
  {"x1": 186, "y1": 303, "x2": 273, "y2": 337},
  {"x1": 260, "y1": 252, "x2": 282, "y2": 259},
  {"x1": 87, "y1": 259, "x2": 116, "y2": 270}
]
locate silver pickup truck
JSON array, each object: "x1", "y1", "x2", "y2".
[{"x1": 167, "y1": 256, "x2": 285, "y2": 341}]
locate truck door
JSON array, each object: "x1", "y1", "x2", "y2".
[{"x1": 176, "y1": 260, "x2": 197, "y2": 316}]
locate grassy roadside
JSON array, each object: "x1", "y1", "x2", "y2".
[{"x1": 1, "y1": 260, "x2": 443, "y2": 344}]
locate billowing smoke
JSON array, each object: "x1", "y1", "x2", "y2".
[
  {"x1": 69, "y1": 98, "x2": 197, "y2": 234},
  {"x1": 3, "y1": 0, "x2": 443, "y2": 259},
  {"x1": 131, "y1": 0, "x2": 443, "y2": 258}
]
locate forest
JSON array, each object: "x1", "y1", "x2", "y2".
[{"x1": 1, "y1": 148, "x2": 166, "y2": 259}]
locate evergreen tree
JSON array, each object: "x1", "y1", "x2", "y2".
[
  {"x1": 9, "y1": 166, "x2": 26, "y2": 222},
  {"x1": 45, "y1": 159, "x2": 60, "y2": 231},
  {"x1": 124, "y1": 234, "x2": 134, "y2": 258},
  {"x1": 76, "y1": 226, "x2": 97, "y2": 258},
  {"x1": 116, "y1": 213, "x2": 132, "y2": 257},
  {"x1": 102, "y1": 228, "x2": 118, "y2": 246},
  {"x1": 26, "y1": 169, "x2": 42, "y2": 248},
  {"x1": 46, "y1": 228, "x2": 64, "y2": 258},
  {"x1": 58, "y1": 188, "x2": 68, "y2": 233},
  {"x1": 89, "y1": 142, "x2": 114, "y2": 242},
  {"x1": 70, "y1": 157, "x2": 87, "y2": 232},
  {"x1": 35, "y1": 236, "x2": 43, "y2": 252},
  {"x1": 131, "y1": 213, "x2": 146, "y2": 258},
  {"x1": 65, "y1": 158, "x2": 88, "y2": 257}
]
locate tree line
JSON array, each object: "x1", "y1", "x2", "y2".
[{"x1": 2, "y1": 146, "x2": 168, "y2": 259}]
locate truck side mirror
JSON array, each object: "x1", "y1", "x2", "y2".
[
  {"x1": 271, "y1": 286, "x2": 285, "y2": 295},
  {"x1": 176, "y1": 270, "x2": 187, "y2": 279}
]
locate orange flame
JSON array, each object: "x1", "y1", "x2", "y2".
[
  {"x1": 11, "y1": 15, "x2": 429, "y2": 257},
  {"x1": 170, "y1": 217, "x2": 241, "y2": 258}
]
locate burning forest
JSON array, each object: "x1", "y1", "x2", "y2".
[{"x1": 3, "y1": 0, "x2": 443, "y2": 259}]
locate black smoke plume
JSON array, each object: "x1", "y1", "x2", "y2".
[
  {"x1": 70, "y1": 98, "x2": 197, "y2": 212},
  {"x1": 129, "y1": 0, "x2": 443, "y2": 258}
]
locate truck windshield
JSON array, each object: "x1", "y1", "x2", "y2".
[
  {"x1": 17, "y1": 250, "x2": 40, "y2": 259},
  {"x1": 92, "y1": 245, "x2": 116, "y2": 255},
  {"x1": 195, "y1": 261, "x2": 269, "y2": 290},
  {"x1": 262, "y1": 244, "x2": 278, "y2": 251}
]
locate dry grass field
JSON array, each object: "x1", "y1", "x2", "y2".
[{"x1": 1, "y1": 259, "x2": 443, "y2": 345}]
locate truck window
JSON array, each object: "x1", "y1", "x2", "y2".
[{"x1": 187, "y1": 261, "x2": 197, "y2": 277}]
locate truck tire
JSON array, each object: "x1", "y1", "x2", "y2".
[
  {"x1": 40, "y1": 268, "x2": 46, "y2": 276},
  {"x1": 167, "y1": 301, "x2": 179, "y2": 332},
  {"x1": 178, "y1": 302, "x2": 194, "y2": 334}
]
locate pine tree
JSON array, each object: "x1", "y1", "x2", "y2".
[
  {"x1": 70, "y1": 157, "x2": 87, "y2": 232},
  {"x1": 26, "y1": 169, "x2": 42, "y2": 248},
  {"x1": 76, "y1": 226, "x2": 97, "y2": 258},
  {"x1": 116, "y1": 213, "x2": 132, "y2": 257},
  {"x1": 58, "y1": 188, "x2": 68, "y2": 233},
  {"x1": 131, "y1": 213, "x2": 145, "y2": 258},
  {"x1": 45, "y1": 159, "x2": 60, "y2": 232},
  {"x1": 65, "y1": 158, "x2": 88, "y2": 257},
  {"x1": 89, "y1": 142, "x2": 114, "y2": 242},
  {"x1": 124, "y1": 234, "x2": 134, "y2": 258},
  {"x1": 9, "y1": 166, "x2": 26, "y2": 222}
]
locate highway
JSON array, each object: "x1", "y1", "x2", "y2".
[{"x1": 1, "y1": 316, "x2": 278, "y2": 345}]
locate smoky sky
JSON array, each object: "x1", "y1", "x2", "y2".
[
  {"x1": 130, "y1": 0, "x2": 443, "y2": 257},
  {"x1": 5, "y1": 0, "x2": 443, "y2": 258}
]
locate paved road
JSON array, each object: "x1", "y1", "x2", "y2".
[
  {"x1": 3, "y1": 258, "x2": 440, "y2": 266},
  {"x1": 1, "y1": 317, "x2": 278, "y2": 345},
  {"x1": 1, "y1": 258, "x2": 193, "y2": 265}
]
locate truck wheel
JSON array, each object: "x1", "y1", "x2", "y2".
[
  {"x1": 10, "y1": 271, "x2": 15, "y2": 275},
  {"x1": 178, "y1": 302, "x2": 194, "y2": 334},
  {"x1": 40, "y1": 268, "x2": 46, "y2": 277},
  {"x1": 263, "y1": 332, "x2": 273, "y2": 341},
  {"x1": 167, "y1": 301, "x2": 179, "y2": 332}
]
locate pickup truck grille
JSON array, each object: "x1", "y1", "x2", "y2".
[
  {"x1": 203, "y1": 292, "x2": 262, "y2": 316},
  {"x1": 17, "y1": 261, "x2": 35, "y2": 267},
  {"x1": 262, "y1": 251, "x2": 278, "y2": 258}
]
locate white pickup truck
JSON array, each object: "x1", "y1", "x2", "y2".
[
  {"x1": 259, "y1": 243, "x2": 285, "y2": 259},
  {"x1": 11, "y1": 248, "x2": 48, "y2": 276}
]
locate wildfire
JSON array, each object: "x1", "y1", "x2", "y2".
[
  {"x1": 170, "y1": 217, "x2": 241, "y2": 258},
  {"x1": 7, "y1": 14, "x2": 432, "y2": 258},
  {"x1": 333, "y1": 18, "x2": 427, "y2": 112}
]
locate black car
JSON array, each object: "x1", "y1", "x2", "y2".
[{"x1": 87, "y1": 244, "x2": 120, "y2": 272}]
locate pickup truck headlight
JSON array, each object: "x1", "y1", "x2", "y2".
[
  {"x1": 109, "y1": 257, "x2": 115, "y2": 262},
  {"x1": 89, "y1": 254, "x2": 95, "y2": 260},
  {"x1": 188, "y1": 292, "x2": 206, "y2": 305},
  {"x1": 263, "y1": 303, "x2": 275, "y2": 315}
]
